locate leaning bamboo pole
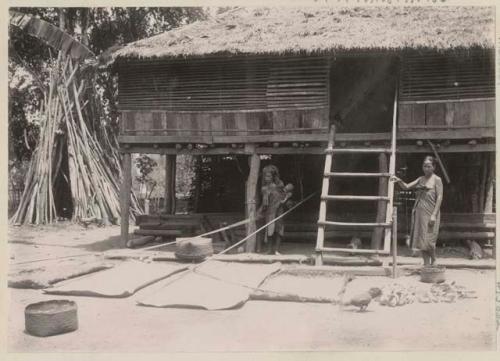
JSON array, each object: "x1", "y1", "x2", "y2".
[{"x1": 10, "y1": 54, "x2": 141, "y2": 225}]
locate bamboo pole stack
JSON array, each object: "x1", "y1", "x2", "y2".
[{"x1": 11, "y1": 54, "x2": 139, "y2": 225}]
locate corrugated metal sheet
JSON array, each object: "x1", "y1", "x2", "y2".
[
  {"x1": 117, "y1": 56, "x2": 329, "y2": 112},
  {"x1": 400, "y1": 52, "x2": 494, "y2": 102}
]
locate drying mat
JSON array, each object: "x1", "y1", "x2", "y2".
[
  {"x1": 255, "y1": 273, "x2": 348, "y2": 303},
  {"x1": 44, "y1": 260, "x2": 187, "y2": 298},
  {"x1": 9, "y1": 256, "x2": 114, "y2": 289},
  {"x1": 137, "y1": 261, "x2": 281, "y2": 310}
]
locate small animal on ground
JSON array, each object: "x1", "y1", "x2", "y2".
[
  {"x1": 342, "y1": 287, "x2": 382, "y2": 312},
  {"x1": 348, "y1": 236, "x2": 362, "y2": 256},
  {"x1": 465, "y1": 239, "x2": 483, "y2": 260}
]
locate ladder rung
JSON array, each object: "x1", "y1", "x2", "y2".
[
  {"x1": 316, "y1": 247, "x2": 389, "y2": 255},
  {"x1": 325, "y1": 148, "x2": 391, "y2": 154},
  {"x1": 324, "y1": 172, "x2": 391, "y2": 178},
  {"x1": 318, "y1": 220, "x2": 392, "y2": 228},
  {"x1": 321, "y1": 195, "x2": 390, "y2": 201}
]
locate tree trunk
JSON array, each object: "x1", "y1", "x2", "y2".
[
  {"x1": 79, "y1": 9, "x2": 90, "y2": 47},
  {"x1": 59, "y1": 8, "x2": 66, "y2": 31}
]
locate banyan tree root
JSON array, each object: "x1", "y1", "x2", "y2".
[{"x1": 11, "y1": 55, "x2": 140, "y2": 225}]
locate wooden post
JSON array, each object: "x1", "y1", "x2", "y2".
[
  {"x1": 371, "y1": 153, "x2": 388, "y2": 249},
  {"x1": 245, "y1": 146, "x2": 260, "y2": 253},
  {"x1": 478, "y1": 152, "x2": 489, "y2": 213},
  {"x1": 484, "y1": 152, "x2": 495, "y2": 213},
  {"x1": 392, "y1": 206, "x2": 398, "y2": 279},
  {"x1": 164, "y1": 155, "x2": 176, "y2": 214},
  {"x1": 121, "y1": 152, "x2": 132, "y2": 246}
]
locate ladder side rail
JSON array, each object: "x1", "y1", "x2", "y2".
[{"x1": 315, "y1": 125, "x2": 336, "y2": 265}]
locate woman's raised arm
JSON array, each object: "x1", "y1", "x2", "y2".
[{"x1": 390, "y1": 176, "x2": 420, "y2": 190}]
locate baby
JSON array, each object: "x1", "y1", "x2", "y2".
[{"x1": 281, "y1": 183, "x2": 294, "y2": 207}]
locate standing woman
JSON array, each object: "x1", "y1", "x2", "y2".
[{"x1": 391, "y1": 156, "x2": 443, "y2": 266}]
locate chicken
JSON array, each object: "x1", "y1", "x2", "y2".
[{"x1": 343, "y1": 287, "x2": 382, "y2": 312}]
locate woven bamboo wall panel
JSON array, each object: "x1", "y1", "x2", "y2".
[
  {"x1": 398, "y1": 99, "x2": 495, "y2": 128},
  {"x1": 400, "y1": 52, "x2": 494, "y2": 102},
  {"x1": 118, "y1": 56, "x2": 329, "y2": 112}
]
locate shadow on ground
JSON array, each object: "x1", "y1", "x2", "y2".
[{"x1": 75, "y1": 234, "x2": 131, "y2": 252}]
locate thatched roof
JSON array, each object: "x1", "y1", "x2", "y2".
[{"x1": 115, "y1": 6, "x2": 494, "y2": 60}]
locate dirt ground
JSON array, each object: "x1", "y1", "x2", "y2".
[{"x1": 7, "y1": 223, "x2": 498, "y2": 352}]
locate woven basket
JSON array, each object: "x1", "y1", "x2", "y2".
[
  {"x1": 420, "y1": 266, "x2": 446, "y2": 284},
  {"x1": 175, "y1": 237, "x2": 213, "y2": 262},
  {"x1": 25, "y1": 300, "x2": 78, "y2": 337}
]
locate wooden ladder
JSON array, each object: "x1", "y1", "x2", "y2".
[{"x1": 315, "y1": 93, "x2": 398, "y2": 266}]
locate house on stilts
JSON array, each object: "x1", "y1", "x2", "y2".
[{"x1": 112, "y1": 7, "x2": 495, "y2": 264}]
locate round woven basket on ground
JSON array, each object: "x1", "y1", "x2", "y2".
[
  {"x1": 175, "y1": 237, "x2": 213, "y2": 262},
  {"x1": 25, "y1": 300, "x2": 78, "y2": 337},
  {"x1": 420, "y1": 265, "x2": 446, "y2": 283}
]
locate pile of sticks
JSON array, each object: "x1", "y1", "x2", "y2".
[{"x1": 11, "y1": 54, "x2": 138, "y2": 225}]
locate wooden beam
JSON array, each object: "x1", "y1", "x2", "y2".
[
  {"x1": 119, "y1": 128, "x2": 494, "y2": 146},
  {"x1": 325, "y1": 147, "x2": 391, "y2": 154},
  {"x1": 316, "y1": 246, "x2": 389, "y2": 255},
  {"x1": 397, "y1": 128, "x2": 493, "y2": 140},
  {"x1": 121, "y1": 152, "x2": 132, "y2": 247},
  {"x1": 396, "y1": 143, "x2": 494, "y2": 153},
  {"x1": 319, "y1": 220, "x2": 392, "y2": 228},
  {"x1": 245, "y1": 146, "x2": 260, "y2": 253},
  {"x1": 439, "y1": 231, "x2": 495, "y2": 240},
  {"x1": 325, "y1": 172, "x2": 391, "y2": 177},
  {"x1": 133, "y1": 229, "x2": 182, "y2": 236},
  {"x1": 256, "y1": 147, "x2": 324, "y2": 155},
  {"x1": 399, "y1": 97, "x2": 493, "y2": 105},
  {"x1": 321, "y1": 195, "x2": 390, "y2": 201},
  {"x1": 164, "y1": 155, "x2": 176, "y2": 214},
  {"x1": 120, "y1": 143, "x2": 495, "y2": 156},
  {"x1": 427, "y1": 140, "x2": 451, "y2": 184}
]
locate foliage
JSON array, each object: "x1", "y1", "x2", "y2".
[
  {"x1": 9, "y1": 7, "x2": 207, "y2": 163},
  {"x1": 134, "y1": 154, "x2": 158, "y2": 200}
]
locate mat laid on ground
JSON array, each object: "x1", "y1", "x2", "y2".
[
  {"x1": 9, "y1": 256, "x2": 114, "y2": 289},
  {"x1": 137, "y1": 261, "x2": 281, "y2": 310},
  {"x1": 254, "y1": 273, "x2": 348, "y2": 303},
  {"x1": 44, "y1": 260, "x2": 187, "y2": 298}
]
